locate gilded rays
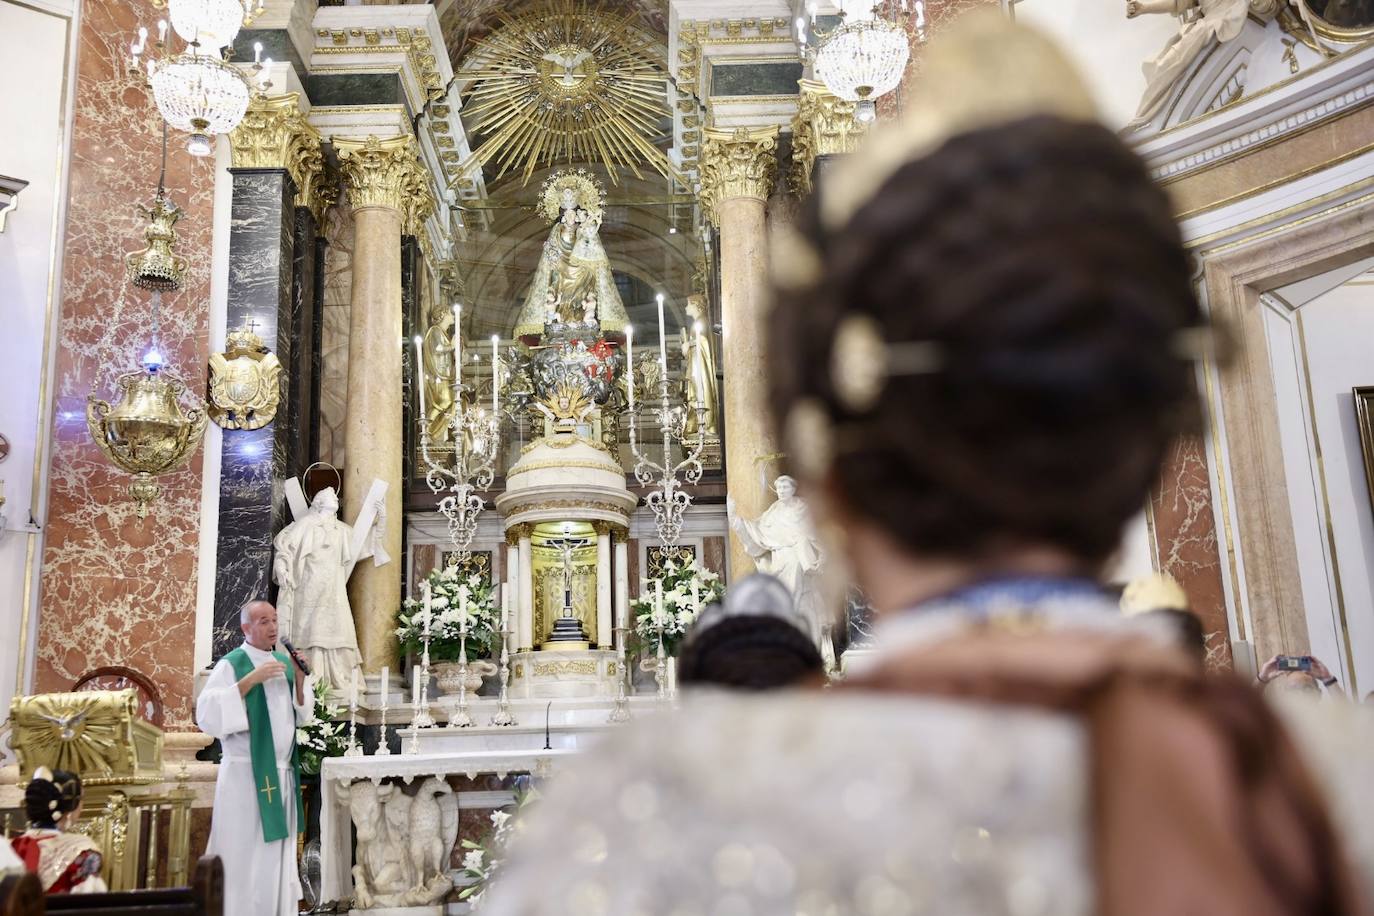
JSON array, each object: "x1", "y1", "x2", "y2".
[{"x1": 457, "y1": 0, "x2": 672, "y2": 184}]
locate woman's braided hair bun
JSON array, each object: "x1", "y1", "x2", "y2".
[{"x1": 770, "y1": 115, "x2": 1203, "y2": 563}]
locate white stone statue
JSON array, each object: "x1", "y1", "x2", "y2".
[
  {"x1": 726, "y1": 476, "x2": 828, "y2": 652},
  {"x1": 1126, "y1": 0, "x2": 1251, "y2": 128},
  {"x1": 273, "y1": 483, "x2": 387, "y2": 695},
  {"x1": 340, "y1": 777, "x2": 459, "y2": 910}
]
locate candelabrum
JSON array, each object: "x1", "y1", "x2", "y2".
[
  {"x1": 654, "y1": 605, "x2": 667, "y2": 701},
  {"x1": 412, "y1": 649, "x2": 435, "y2": 731},
  {"x1": 414, "y1": 324, "x2": 502, "y2": 559},
  {"x1": 490, "y1": 616, "x2": 517, "y2": 727},
  {"x1": 343, "y1": 694, "x2": 362, "y2": 757},
  {"x1": 607, "y1": 623, "x2": 631, "y2": 723},
  {"x1": 450, "y1": 604, "x2": 475, "y2": 728},
  {"x1": 374, "y1": 697, "x2": 391, "y2": 756},
  {"x1": 624, "y1": 303, "x2": 708, "y2": 547}
]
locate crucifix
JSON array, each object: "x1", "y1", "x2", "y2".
[
  {"x1": 245, "y1": 317, "x2": 262, "y2": 336},
  {"x1": 543, "y1": 535, "x2": 587, "y2": 617}
]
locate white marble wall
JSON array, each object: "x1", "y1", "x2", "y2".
[{"x1": 0, "y1": 0, "x2": 76, "y2": 742}]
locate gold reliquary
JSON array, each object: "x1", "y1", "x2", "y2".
[{"x1": 10, "y1": 689, "x2": 162, "y2": 786}]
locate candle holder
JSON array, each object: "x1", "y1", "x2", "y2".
[
  {"x1": 343, "y1": 694, "x2": 362, "y2": 757},
  {"x1": 414, "y1": 308, "x2": 502, "y2": 559},
  {"x1": 412, "y1": 594, "x2": 436, "y2": 731},
  {"x1": 654, "y1": 609, "x2": 667, "y2": 701},
  {"x1": 451, "y1": 599, "x2": 475, "y2": 728},
  {"x1": 625, "y1": 295, "x2": 708, "y2": 548},
  {"x1": 490, "y1": 617, "x2": 517, "y2": 727},
  {"x1": 374, "y1": 700, "x2": 391, "y2": 756},
  {"x1": 607, "y1": 624, "x2": 631, "y2": 723}
]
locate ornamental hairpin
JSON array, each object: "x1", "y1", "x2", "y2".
[{"x1": 831, "y1": 316, "x2": 943, "y2": 412}]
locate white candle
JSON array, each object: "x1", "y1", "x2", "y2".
[
  {"x1": 157, "y1": 19, "x2": 167, "y2": 42},
  {"x1": 460, "y1": 590, "x2": 469, "y2": 635},
  {"x1": 349, "y1": 668, "x2": 358, "y2": 709},
  {"x1": 422, "y1": 581, "x2": 432, "y2": 637},
  {"x1": 655, "y1": 293, "x2": 668, "y2": 380},
  {"x1": 253, "y1": 41, "x2": 262, "y2": 64},
  {"x1": 380, "y1": 665, "x2": 389, "y2": 707},
  {"x1": 626, "y1": 325, "x2": 635, "y2": 411},
  {"x1": 491, "y1": 334, "x2": 500, "y2": 417},
  {"x1": 655, "y1": 579, "x2": 664, "y2": 626},
  {"x1": 453, "y1": 304, "x2": 462, "y2": 394},
  {"x1": 411, "y1": 678, "x2": 420, "y2": 708},
  {"x1": 500, "y1": 583, "x2": 509, "y2": 634},
  {"x1": 413, "y1": 336, "x2": 426, "y2": 420}
]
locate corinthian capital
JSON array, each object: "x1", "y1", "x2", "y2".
[
  {"x1": 230, "y1": 92, "x2": 327, "y2": 213},
  {"x1": 790, "y1": 80, "x2": 868, "y2": 196},
  {"x1": 699, "y1": 126, "x2": 779, "y2": 226},
  {"x1": 335, "y1": 135, "x2": 427, "y2": 213}
]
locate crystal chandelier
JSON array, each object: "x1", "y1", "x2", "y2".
[
  {"x1": 128, "y1": 0, "x2": 270, "y2": 156},
  {"x1": 814, "y1": 10, "x2": 910, "y2": 123}
]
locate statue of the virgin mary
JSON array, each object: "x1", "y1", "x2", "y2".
[{"x1": 513, "y1": 171, "x2": 629, "y2": 341}]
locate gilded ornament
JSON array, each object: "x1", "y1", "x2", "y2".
[
  {"x1": 86, "y1": 368, "x2": 208, "y2": 519},
  {"x1": 698, "y1": 126, "x2": 779, "y2": 226},
  {"x1": 9, "y1": 690, "x2": 162, "y2": 785},
  {"x1": 229, "y1": 93, "x2": 325, "y2": 212},
  {"x1": 532, "y1": 660, "x2": 598, "y2": 677},
  {"x1": 790, "y1": 79, "x2": 868, "y2": 196},
  {"x1": 335, "y1": 134, "x2": 427, "y2": 213},
  {"x1": 454, "y1": 0, "x2": 673, "y2": 183},
  {"x1": 207, "y1": 323, "x2": 283, "y2": 430},
  {"x1": 125, "y1": 190, "x2": 189, "y2": 292}
]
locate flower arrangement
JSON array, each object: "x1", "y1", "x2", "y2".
[
  {"x1": 459, "y1": 788, "x2": 539, "y2": 909},
  {"x1": 295, "y1": 679, "x2": 348, "y2": 776},
  {"x1": 629, "y1": 557, "x2": 725, "y2": 657},
  {"x1": 396, "y1": 565, "x2": 501, "y2": 663}
]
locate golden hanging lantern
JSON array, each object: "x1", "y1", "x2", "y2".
[
  {"x1": 86, "y1": 366, "x2": 207, "y2": 519},
  {"x1": 125, "y1": 189, "x2": 189, "y2": 292}
]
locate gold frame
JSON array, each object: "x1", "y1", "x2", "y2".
[{"x1": 1354, "y1": 386, "x2": 1374, "y2": 520}]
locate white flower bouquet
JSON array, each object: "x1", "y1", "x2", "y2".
[
  {"x1": 396, "y1": 564, "x2": 501, "y2": 663},
  {"x1": 630, "y1": 557, "x2": 725, "y2": 657}
]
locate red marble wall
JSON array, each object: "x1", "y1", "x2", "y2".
[
  {"x1": 37, "y1": 0, "x2": 214, "y2": 726},
  {"x1": 1152, "y1": 434, "x2": 1233, "y2": 669},
  {"x1": 876, "y1": 0, "x2": 1002, "y2": 120}
]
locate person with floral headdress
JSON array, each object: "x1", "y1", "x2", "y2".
[
  {"x1": 9, "y1": 767, "x2": 106, "y2": 894},
  {"x1": 479, "y1": 13, "x2": 1373, "y2": 916}
]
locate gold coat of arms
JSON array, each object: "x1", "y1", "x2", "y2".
[{"x1": 208, "y1": 324, "x2": 282, "y2": 430}]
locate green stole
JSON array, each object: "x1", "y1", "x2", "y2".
[{"x1": 224, "y1": 646, "x2": 305, "y2": 843}]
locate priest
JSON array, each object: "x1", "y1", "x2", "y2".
[{"x1": 197, "y1": 600, "x2": 312, "y2": 916}]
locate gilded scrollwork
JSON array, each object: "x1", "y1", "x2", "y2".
[
  {"x1": 335, "y1": 135, "x2": 429, "y2": 214},
  {"x1": 698, "y1": 126, "x2": 780, "y2": 225},
  {"x1": 790, "y1": 79, "x2": 868, "y2": 196},
  {"x1": 229, "y1": 93, "x2": 326, "y2": 213}
]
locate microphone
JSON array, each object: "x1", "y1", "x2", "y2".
[{"x1": 281, "y1": 638, "x2": 312, "y2": 676}]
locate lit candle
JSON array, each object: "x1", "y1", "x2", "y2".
[
  {"x1": 413, "y1": 335, "x2": 426, "y2": 421},
  {"x1": 490, "y1": 334, "x2": 500, "y2": 417},
  {"x1": 453, "y1": 304, "x2": 463, "y2": 394},
  {"x1": 349, "y1": 667, "x2": 358, "y2": 709},
  {"x1": 460, "y1": 590, "x2": 469, "y2": 635},
  {"x1": 253, "y1": 41, "x2": 262, "y2": 64},
  {"x1": 157, "y1": 19, "x2": 167, "y2": 42},
  {"x1": 655, "y1": 293, "x2": 668, "y2": 379},
  {"x1": 626, "y1": 325, "x2": 635, "y2": 411},
  {"x1": 655, "y1": 579, "x2": 664, "y2": 626},
  {"x1": 380, "y1": 665, "x2": 389, "y2": 708}
]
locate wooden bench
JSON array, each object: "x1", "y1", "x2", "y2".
[{"x1": 0, "y1": 857, "x2": 221, "y2": 916}]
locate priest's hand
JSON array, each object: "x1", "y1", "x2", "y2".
[{"x1": 237, "y1": 659, "x2": 286, "y2": 697}]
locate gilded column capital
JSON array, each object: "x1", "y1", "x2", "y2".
[
  {"x1": 230, "y1": 92, "x2": 326, "y2": 209},
  {"x1": 335, "y1": 135, "x2": 425, "y2": 213},
  {"x1": 400, "y1": 162, "x2": 436, "y2": 236},
  {"x1": 790, "y1": 79, "x2": 868, "y2": 196},
  {"x1": 699, "y1": 125, "x2": 780, "y2": 226}
]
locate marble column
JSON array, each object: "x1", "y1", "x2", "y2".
[
  {"x1": 506, "y1": 537, "x2": 520, "y2": 646},
  {"x1": 790, "y1": 80, "x2": 868, "y2": 198},
  {"x1": 614, "y1": 533, "x2": 629, "y2": 648},
  {"x1": 335, "y1": 135, "x2": 431, "y2": 673},
  {"x1": 517, "y1": 527, "x2": 534, "y2": 651},
  {"x1": 595, "y1": 524, "x2": 613, "y2": 648},
  {"x1": 212, "y1": 93, "x2": 325, "y2": 657},
  {"x1": 700, "y1": 126, "x2": 780, "y2": 580}
]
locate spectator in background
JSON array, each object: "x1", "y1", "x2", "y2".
[
  {"x1": 1258, "y1": 654, "x2": 1342, "y2": 697},
  {"x1": 677, "y1": 574, "x2": 825, "y2": 690}
]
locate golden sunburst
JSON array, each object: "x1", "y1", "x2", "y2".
[{"x1": 457, "y1": 0, "x2": 672, "y2": 184}]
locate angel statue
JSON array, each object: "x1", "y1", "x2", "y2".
[
  {"x1": 513, "y1": 171, "x2": 630, "y2": 341},
  {"x1": 1126, "y1": 0, "x2": 1255, "y2": 128}
]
